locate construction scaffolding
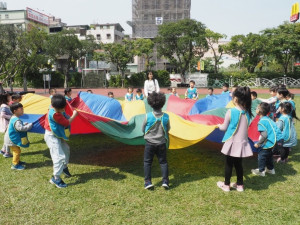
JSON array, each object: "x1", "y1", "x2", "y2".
[{"x1": 132, "y1": 0, "x2": 191, "y2": 38}]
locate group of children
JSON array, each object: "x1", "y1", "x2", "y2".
[
  {"x1": 0, "y1": 84, "x2": 297, "y2": 191},
  {"x1": 217, "y1": 85, "x2": 298, "y2": 192}
]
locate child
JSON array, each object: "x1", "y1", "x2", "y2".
[
  {"x1": 251, "y1": 91, "x2": 257, "y2": 100},
  {"x1": 258, "y1": 86, "x2": 279, "y2": 120},
  {"x1": 10, "y1": 94, "x2": 22, "y2": 105},
  {"x1": 171, "y1": 87, "x2": 179, "y2": 97},
  {"x1": 185, "y1": 80, "x2": 198, "y2": 100},
  {"x1": 217, "y1": 87, "x2": 253, "y2": 192},
  {"x1": 135, "y1": 88, "x2": 144, "y2": 100},
  {"x1": 222, "y1": 83, "x2": 230, "y2": 94},
  {"x1": 252, "y1": 102, "x2": 283, "y2": 176},
  {"x1": 108, "y1": 92, "x2": 114, "y2": 98},
  {"x1": 87, "y1": 90, "x2": 93, "y2": 94},
  {"x1": 64, "y1": 88, "x2": 72, "y2": 102},
  {"x1": 286, "y1": 92, "x2": 296, "y2": 110},
  {"x1": 206, "y1": 87, "x2": 214, "y2": 97},
  {"x1": 276, "y1": 102, "x2": 298, "y2": 163},
  {"x1": 142, "y1": 92, "x2": 170, "y2": 189},
  {"x1": 0, "y1": 93, "x2": 13, "y2": 157},
  {"x1": 4, "y1": 103, "x2": 32, "y2": 170},
  {"x1": 275, "y1": 88, "x2": 290, "y2": 119},
  {"x1": 125, "y1": 87, "x2": 134, "y2": 101},
  {"x1": 44, "y1": 94, "x2": 78, "y2": 188},
  {"x1": 49, "y1": 88, "x2": 57, "y2": 98},
  {"x1": 167, "y1": 87, "x2": 172, "y2": 94}
]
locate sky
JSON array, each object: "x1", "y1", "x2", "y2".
[{"x1": 5, "y1": 0, "x2": 297, "y2": 38}]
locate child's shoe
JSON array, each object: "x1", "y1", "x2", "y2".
[
  {"x1": 0, "y1": 150, "x2": 5, "y2": 155},
  {"x1": 265, "y1": 168, "x2": 275, "y2": 175},
  {"x1": 49, "y1": 176, "x2": 67, "y2": 188},
  {"x1": 19, "y1": 161, "x2": 26, "y2": 166},
  {"x1": 144, "y1": 181, "x2": 154, "y2": 189},
  {"x1": 251, "y1": 169, "x2": 265, "y2": 176},
  {"x1": 230, "y1": 183, "x2": 244, "y2": 192},
  {"x1": 162, "y1": 180, "x2": 169, "y2": 189},
  {"x1": 217, "y1": 181, "x2": 230, "y2": 192},
  {"x1": 11, "y1": 164, "x2": 25, "y2": 170},
  {"x1": 63, "y1": 167, "x2": 72, "y2": 177},
  {"x1": 3, "y1": 152, "x2": 12, "y2": 158}
]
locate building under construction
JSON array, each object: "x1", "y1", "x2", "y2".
[{"x1": 131, "y1": 0, "x2": 191, "y2": 38}]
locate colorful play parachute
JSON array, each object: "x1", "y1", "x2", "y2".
[{"x1": 20, "y1": 92, "x2": 261, "y2": 150}]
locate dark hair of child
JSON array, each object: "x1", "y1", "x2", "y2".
[
  {"x1": 208, "y1": 87, "x2": 214, "y2": 91},
  {"x1": 257, "y1": 102, "x2": 270, "y2": 116},
  {"x1": 12, "y1": 94, "x2": 22, "y2": 101},
  {"x1": 223, "y1": 83, "x2": 229, "y2": 88},
  {"x1": 108, "y1": 92, "x2": 113, "y2": 96},
  {"x1": 280, "y1": 102, "x2": 299, "y2": 121},
  {"x1": 269, "y1": 86, "x2": 278, "y2": 93},
  {"x1": 136, "y1": 88, "x2": 142, "y2": 93},
  {"x1": 277, "y1": 88, "x2": 289, "y2": 98},
  {"x1": 49, "y1": 88, "x2": 56, "y2": 95},
  {"x1": 251, "y1": 91, "x2": 257, "y2": 98},
  {"x1": 287, "y1": 92, "x2": 294, "y2": 99},
  {"x1": 190, "y1": 80, "x2": 195, "y2": 84},
  {"x1": 127, "y1": 87, "x2": 133, "y2": 91},
  {"x1": 51, "y1": 94, "x2": 67, "y2": 109},
  {"x1": 147, "y1": 92, "x2": 166, "y2": 111},
  {"x1": 64, "y1": 88, "x2": 72, "y2": 95},
  {"x1": 167, "y1": 87, "x2": 171, "y2": 91},
  {"x1": 278, "y1": 84, "x2": 286, "y2": 89},
  {"x1": 232, "y1": 86, "x2": 253, "y2": 118},
  {"x1": 10, "y1": 102, "x2": 23, "y2": 114},
  {"x1": 0, "y1": 93, "x2": 9, "y2": 105}
]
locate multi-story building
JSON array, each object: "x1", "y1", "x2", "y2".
[
  {"x1": 0, "y1": 3, "x2": 49, "y2": 32},
  {"x1": 49, "y1": 16, "x2": 66, "y2": 33},
  {"x1": 87, "y1": 23, "x2": 124, "y2": 44},
  {"x1": 63, "y1": 25, "x2": 90, "y2": 41}
]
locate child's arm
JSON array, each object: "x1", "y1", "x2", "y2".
[
  {"x1": 185, "y1": 89, "x2": 188, "y2": 99},
  {"x1": 254, "y1": 131, "x2": 268, "y2": 148},
  {"x1": 276, "y1": 120, "x2": 283, "y2": 131},
  {"x1": 53, "y1": 110, "x2": 78, "y2": 127},
  {"x1": 193, "y1": 89, "x2": 198, "y2": 100},
  {"x1": 142, "y1": 118, "x2": 146, "y2": 134},
  {"x1": 218, "y1": 110, "x2": 231, "y2": 131},
  {"x1": 14, "y1": 120, "x2": 33, "y2": 132},
  {"x1": 258, "y1": 97, "x2": 277, "y2": 104}
]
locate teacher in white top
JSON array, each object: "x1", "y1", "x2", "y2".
[{"x1": 144, "y1": 71, "x2": 160, "y2": 97}]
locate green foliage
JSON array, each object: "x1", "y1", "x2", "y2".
[
  {"x1": 156, "y1": 19, "x2": 208, "y2": 75},
  {"x1": 126, "y1": 70, "x2": 170, "y2": 88},
  {"x1": 108, "y1": 75, "x2": 128, "y2": 88},
  {"x1": 134, "y1": 39, "x2": 155, "y2": 71},
  {"x1": 69, "y1": 72, "x2": 82, "y2": 87}
]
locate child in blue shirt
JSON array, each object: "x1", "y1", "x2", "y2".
[
  {"x1": 185, "y1": 80, "x2": 198, "y2": 100},
  {"x1": 206, "y1": 87, "x2": 214, "y2": 98},
  {"x1": 125, "y1": 87, "x2": 134, "y2": 101},
  {"x1": 221, "y1": 83, "x2": 230, "y2": 94},
  {"x1": 276, "y1": 102, "x2": 298, "y2": 163},
  {"x1": 252, "y1": 102, "x2": 283, "y2": 176},
  {"x1": 258, "y1": 86, "x2": 279, "y2": 120},
  {"x1": 275, "y1": 88, "x2": 290, "y2": 119},
  {"x1": 171, "y1": 87, "x2": 179, "y2": 97},
  {"x1": 135, "y1": 88, "x2": 144, "y2": 100},
  {"x1": 64, "y1": 88, "x2": 72, "y2": 102},
  {"x1": 142, "y1": 92, "x2": 170, "y2": 190}
]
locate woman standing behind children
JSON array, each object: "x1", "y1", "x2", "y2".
[
  {"x1": 0, "y1": 93, "x2": 13, "y2": 157},
  {"x1": 135, "y1": 88, "x2": 144, "y2": 100},
  {"x1": 276, "y1": 102, "x2": 298, "y2": 163},
  {"x1": 125, "y1": 87, "x2": 134, "y2": 101},
  {"x1": 217, "y1": 87, "x2": 253, "y2": 192}
]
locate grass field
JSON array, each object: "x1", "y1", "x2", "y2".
[{"x1": 1, "y1": 94, "x2": 300, "y2": 224}]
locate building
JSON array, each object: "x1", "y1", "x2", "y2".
[
  {"x1": 87, "y1": 23, "x2": 124, "y2": 44},
  {"x1": 63, "y1": 25, "x2": 90, "y2": 41},
  {"x1": 0, "y1": 3, "x2": 49, "y2": 32},
  {"x1": 131, "y1": 0, "x2": 191, "y2": 38},
  {"x1": 49, "y1": 16, "x2": 66, "y2": 33}
]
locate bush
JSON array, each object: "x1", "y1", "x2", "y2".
[
  {"x1": 68, "y1": 72, "x2": 82, "y2": 87},
  {"x1": 127, "y1": 70, "x2": 170, "y2": 88},
  {"x1": 108, "y1": 75, "x2": 128, "y2": 88}
]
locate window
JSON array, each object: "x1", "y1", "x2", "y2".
[
  {"x1": 5, "y1": 14, "x2": 9, "y2": 19},
  {"x1": 106, "y1": 34, "x2": 111, "y2": 39},
  {"x1": 96, "y1": 34, "x2": 101, "y2": 40}
]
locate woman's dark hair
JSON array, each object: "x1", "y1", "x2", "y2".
[
  {"x1": 0, "y1": 93, "x2": 9, "y2": 105},
  {"x1": 257, "y1": 102, "x2": 270, "y2": 116},
  {"x1": 232, "y1": 86, "x2": 253, "y2": 118},
  {"x1": 51, "y1": 94, "x2": 67, "y2": 109},
  {"x1": 269, "y1": 86, "x2": 278, "y2": 93},
  {"x1": 10, "y1": 102, "x2": 23, "y2": 114},
  {"x1": 136, "y1": 88, "x2": 142, "y2": 93},
  {"x1": 147, "y1": 71, "x2": 154, "y2": 80},
  {"x1": 12, "y1": 94, "x2": 22, "y2": 101},
  {"x1": 147, "y1": 92, "x2": 166, "y2": 111},
  {"x1": 251, "y1": 91, "x2": 257, "y2": 98},
  {"x1": 277, "y1": 88, "x2": 289, "y2": 98},
  {"x1": 208, "y1": 87, "x2": 214, "y2": 91},
  {"x1": 280, "y1": 102, "x2": 299, "y2": 121},
  {"x1": 64, "y1": 88, "x2": 72, "y2": 95}
]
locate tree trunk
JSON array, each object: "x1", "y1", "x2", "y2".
[
  {"x1": 9, "y1": 76, "x2": 13, "y2": 92},
  {"x1": 214, "y1": 60, "x2": 218, "y2": 74},
  {"x1": 121, "y1": 71, "x2": 125, "y2": 88},
  {"x1": 23, "y1": 73, "x2": 28, "y2": 92}
]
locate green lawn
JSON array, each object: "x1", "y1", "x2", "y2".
[{"x1": 1, "y1": 94, "x2": 300, "y2": 224}]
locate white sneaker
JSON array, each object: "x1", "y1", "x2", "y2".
[
  {"x1": 230, "y1": 183, "x2": 244, "y2": 192},
  {"x1": 265, "y1": 168, "x2": 275, "y2": 175},
  {"x1": 251, "y1": 169, "x2": 265, "y2": 177},
  {"x1": 217, "y1": 181, "x2": 230, "y2": 192}
]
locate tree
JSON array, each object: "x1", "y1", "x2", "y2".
[
  {"x1": 224, "y1": 33, "x2": 266, "y2": 73},
  {"x1": 205, "y1": 29, "x2": 227, "y2": 73},
  {"x1": 45, "y1": 30, "x2": 83, "y2": 88},
  {"x1": 262, "y1": 22, "x2": 300, "y2": 74},
  {"x1": 134, "y1": 38, "x2": 155, "y2": 71},
  {"x1": 156, "y1": 19, "x2": 208, "y2": 77},
  {"x1": 100, "y1": 40, "x2": 135, "y2": 87}
]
